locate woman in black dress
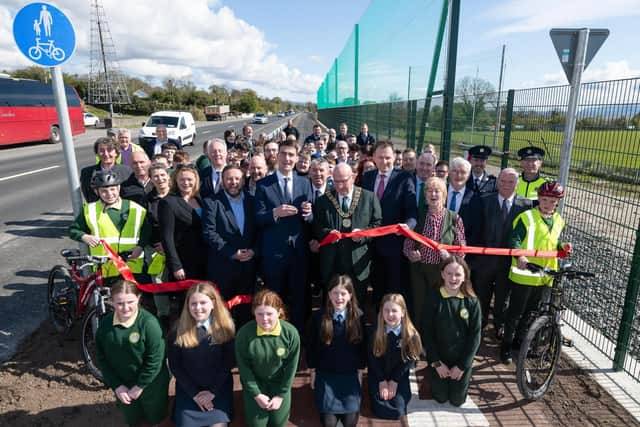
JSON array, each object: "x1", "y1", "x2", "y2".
[
  {"x1": 168, "y1": 282, "x2": 235, "y2": 427},
  {"x1": 158, "y1": 163, "x2": 207, "y2": 281}
]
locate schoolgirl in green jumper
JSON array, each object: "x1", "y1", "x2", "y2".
[
  {"x1": 168, "y1": 283, "x2": 235, "y2": 427},
  {"x1": 368, "y1": 294, "x2": 422, "y2": 427},
  {"x1": 306, "y1": 275, "x2": 366, "y2": 427},
  {"x1": 95, "y1": 280, "x2": 170, "y2": 426},
  {"x1": 235, "y1": 289, "x2": 300, "y2": 427},
  {"x1": 423, "y1": 256, "x2": 481, "y2": 406}
]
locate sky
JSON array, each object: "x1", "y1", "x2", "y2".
[{"x1": 1, "y1": 0, "x2": 639, "y2": 103}]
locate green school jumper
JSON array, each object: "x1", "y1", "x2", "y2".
[
  {"x1": 235, "y1": 319, "x2": 301, "y2": 427},
  {"x1": 96, "y1": 308, "x2": 170, "y2": 425},
  {"x1": 423, "y1": 287, "x2": 481, "y2": 406}
]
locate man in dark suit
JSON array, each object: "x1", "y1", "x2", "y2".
[
  {"x1": 198, "y1": 138, "x2": 227, "y2": 199},
  {"x1": 466, "y1": 145, "x2": 497, "y2": 194},
  {"x1": 468, "y1": 168, "x2": 533, "y2": 337},
  {"x1": 255, "y1": 139, "x2": 313, "y2": 332},
  {"x1": 141, "y1": 124, "x2": 182, "y2": 160},
  {"x1": 202, "y1": 165, "x2": 257, "y2": 326},
  {"x1": 361, "y1": 141, "x2": 417, "y2": 305},
  {"x1": 313, "y1": 163, "x2": 382, "y2": 304},
  {"x1": 446, "y1": 156, "x2": 477, "y2": 242},
  {"x1": 80, "y1": 137, "x2": 134, "y2": 203}
]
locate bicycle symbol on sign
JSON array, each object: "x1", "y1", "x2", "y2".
[{"x1": 28, "y1": 37, "x2": 65, "y2": 61}]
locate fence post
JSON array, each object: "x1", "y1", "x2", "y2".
[
  {"x1": 501, "y1": 89, "x2": 515, "y2": 169},
  {"x1": 613, "y1": 225, "x2": 640, "y2": 371}
]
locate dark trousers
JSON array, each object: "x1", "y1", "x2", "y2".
[
  {"x1": 212, "y1": 261, "x2": 256, "y2": 328},
  {"x1": 262, "y1": 248, "x2": 307, "y2": 333},
  {"x1": 471, "y1": 256, "x2": 511, "y2": 328},
  {"x1": 371, "y1": 253, "x2": 409, "y2": 309},
  {"x1": 503, "y1": 282, "x2": 549, "y2": 345}
]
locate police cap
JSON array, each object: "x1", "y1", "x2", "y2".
[
  {"x1": 518, "y1": 146, "x2": 545, "y2": 160},
  {"x1": 469, "y1": 145, "x2": 492, "y2": 159}
]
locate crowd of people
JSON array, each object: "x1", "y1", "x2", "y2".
[{"x1": 69, "y1": 118, "x2": 571, "y2": 427}]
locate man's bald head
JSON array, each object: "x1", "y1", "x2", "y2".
[{"x1": 333, "y1": 163, "x2": 354, "y2": 196}]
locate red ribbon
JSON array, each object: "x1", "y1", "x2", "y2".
[
  {"x1": 100, "y1": 240, "x2": 252, "y2": 309},
  {"x1": 318, "y1": 224, "x2": 567, "y2": 259}
]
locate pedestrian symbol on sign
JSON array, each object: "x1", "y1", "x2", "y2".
[{"x1": 13, "y1": 2, "x2": 76, "y2": 67}]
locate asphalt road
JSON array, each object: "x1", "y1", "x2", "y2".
[{"x1": 0, "y1": 113, "x2": 297, "y2": 362}]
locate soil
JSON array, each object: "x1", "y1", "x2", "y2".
[{"x1": 1, "y1": 320, "x2": 638, "y2": 427}]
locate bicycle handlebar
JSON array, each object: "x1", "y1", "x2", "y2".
[{"x1": 525, "y1": 263, "x2": 595, "y2": 279}]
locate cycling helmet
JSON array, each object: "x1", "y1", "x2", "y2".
[
  {"x1": 90, "y1": 170, "x2": 121, "y2": 188},
  {"x1": 537, "y1": 181, "x2": 564, "y2": 198}
]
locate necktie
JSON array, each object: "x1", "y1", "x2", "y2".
[
  {"x1": 336, "y1": 314, "x2": 344, "y2": 323},
  {"x1": 501, "y1": 199, "x2": 509, "y2": 222},
  {"x1": 376, "y1": 174, "x2": 386, "y2": 200},
  {"x1": 449, "y1": 191, "x2": 459, "y2": 211},
  {"x1": 341, "y1": 196, "x2": 349, "y2": 213},
  {"x1": 283, "y1": 177, "x2": 292, "y2": 203},
  {"x1": 314, "y1": 189, "x2": 320, "y2": 203},
  {"x1": 418, "y1": 182, "x2": 426, "y2": 218}
]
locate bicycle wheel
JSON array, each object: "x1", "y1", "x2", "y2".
[
  {"x1": 516, "y1": 315, "x2": 562, "y2": 400},
  {"x1": 28, "y1": 46, "x2": 41, "y2": 60},
  {"x1": 51, "y1": 47, "x2": 65, "y2": 61},
  {"x1": 80, "y1": 305, "x2": 113, "y2": 381},
  {"x1": 47, "y1": 265, "x2": 76, "y2": 333}
]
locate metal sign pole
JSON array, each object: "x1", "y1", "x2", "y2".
[
  {"x1": 50, "y1": 66, "x2": 83, "y2": 217},
  {"x1": 557, "y1": 28, "x2": 588, "y2": 213}
]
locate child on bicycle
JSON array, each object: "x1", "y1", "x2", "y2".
[
  {"x1": 500, "y1": 181, "x2": 573, "y2": 364},
  {"x1": 423, "y1": 256, "x2": 481, "y2": 406},
  {"x1": 69, "y1": 170, "x2": 151, "y2": 284},
  {"x1": 168, "y1": 282, "x2": 235, "y2": 427},
  {"x1": 368, "y1": 294, "x2": 422, "y2": 427},
  {"x1": 95, "y1": 280, "x2": 170, "y2": 426},
  {"x1": 306, "y1": 275, "x2": 366, "y2": 427}
]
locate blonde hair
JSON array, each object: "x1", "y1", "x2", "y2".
[
  {"x1": 111, "y1": 279, "x2": 141, "y2": 297},
  {"x1": 373, "y1": 294, "x2": 422, "y2": 362},
  {"x1": 174, "y1": 283, "x2": 235, "y2": 348},
  {"x1": 320, "y1": 275, "x2": 363, "y2": 346},
  {"x1": 425, "y1": 176, "x2": 448, "y2": 209},
  {"x1": 170, "y1": 164, "x2": 200, "y2": 198}
]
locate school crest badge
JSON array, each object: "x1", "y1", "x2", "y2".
[
  {"x1": 276, "y1": 347, "x2": 286, "y2": 357},
  {"x1": 460, "y1": 308, "x2": 469, "y2": 320},
  {"x1": 129, "y1": 332, "x2": 141, "y2": 344}
]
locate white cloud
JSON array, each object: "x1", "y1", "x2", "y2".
[
  {"x1": 486, "y1": 0, "x2": 640, "y2": 35},
  {"x1": 307, "y1": 55, "x2": 323, "y2": 63},
  {"x1": 542, "y1": 60, "x2": 640, "y2": 86},
  {"x1": 0, "y1": 0, "x2": 321, "y2": 101}
]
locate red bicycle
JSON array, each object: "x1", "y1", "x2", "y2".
[{"x1": 47, "y1": 248, "x2": 114, "y2": 380}]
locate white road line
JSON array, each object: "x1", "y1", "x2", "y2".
[
  {"x1": 0, "y1": 166, "x2": 60, "y2": 182},
  {"x1": 201, "y1": 130, "x2": 212, "y2": 134}
]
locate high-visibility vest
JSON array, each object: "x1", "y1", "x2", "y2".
[
  {"x1": 516, "y1": 175, "x2": 549, "y2": 200},
  {"x1": 509, "y1": 209, "x2": 564, "y2": 287},
  {"x1": 147, "y1": 252, "x2": 166, "y2": 275},
  {"x1": 83, "y1": 199, "x2": 146, "y2": 277}
]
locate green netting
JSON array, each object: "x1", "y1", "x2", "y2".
[{"x1": 317, "y1": 0, "x2": 447, "y2": 109}]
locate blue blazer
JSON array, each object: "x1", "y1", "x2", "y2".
[
  {"x1": 202, "y1": 191, "x2": 256, "y2": 285},
  {"x1": 255, "y1": 173, "x2": 313, "y2": 257},
  {"x1": 361, "y1": 169, "x2": 417, "y2": 256},
  {"x1": 199, "y1": 166, "x2": 223, "y2": 200}
]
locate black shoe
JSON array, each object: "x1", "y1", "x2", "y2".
[
  {"x1": 500, "y1": 347, "x2": 512, "y2": 365},
  {"x1": 494, "y1": 326, "x2": 504, "y2": 340}
]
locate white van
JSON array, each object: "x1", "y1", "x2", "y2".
[{"x1": 138, "y1": 111, "x2": 197, "y2": 147}]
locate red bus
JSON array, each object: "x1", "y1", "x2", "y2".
[{"x1": 0, "y1": 77, "x2": 85, "y2": 146}]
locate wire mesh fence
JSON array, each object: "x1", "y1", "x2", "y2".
[{"x1": 318, "y1": 76, "x2": 640, "y2": 380}]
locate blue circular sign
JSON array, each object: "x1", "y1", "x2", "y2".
[{"x1": 12, "y1": 2, "x2": 76, "y2": 67}]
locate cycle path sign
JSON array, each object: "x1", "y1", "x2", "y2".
[{"x1": 12, "y1": 2, "x2": 76, "y2": 67}]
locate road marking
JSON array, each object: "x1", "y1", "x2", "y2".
[
  {"x1": 201, "y1": 130, "x2": 212, "y2": 134},
  {"x1": 0, "y1": 166, "x2": 60, "y2": 182}
]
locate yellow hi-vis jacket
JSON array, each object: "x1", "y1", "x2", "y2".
[
  {"x1": 83, "y1": 200, "x2": 146, "y2": 278},
  {"x1": 508, "y1": 208, "x2": 564, "y2": 286},
  {"x1": 516, "y1": 175, "x2": 549, "y2": 200}
]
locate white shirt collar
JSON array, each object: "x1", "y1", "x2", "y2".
[
  {"x1": 385, "y1": 323, "x2": 402, "y2": 336},
  {"x1": 276, "y1": 170, "x2": 293, "y2": 181}
]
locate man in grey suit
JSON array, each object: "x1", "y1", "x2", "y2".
[
  {"x1": 468, "y1": 168, "x2": 533, "y2": 338},
  {"x1": 313, "y1": 163, "x2": 382, "y2": 304}
]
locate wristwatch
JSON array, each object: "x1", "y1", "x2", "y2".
[{"x1": 431, "y1": 361, "x2": 442, "y2": 368}]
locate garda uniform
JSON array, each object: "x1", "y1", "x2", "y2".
[
  {"x1": 502, "y1": 207, "x2": 566, "y2": 354},
  {"x1": 466, "y1": 145, "x2": 496, "y2": 194},
  {"x1": 516, "y1": 146, "x2": 549, "y2": 200}
]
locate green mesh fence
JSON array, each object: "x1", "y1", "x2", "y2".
[{"x1": 317, "y1": 0, "x2": 448, "y2": 109}]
